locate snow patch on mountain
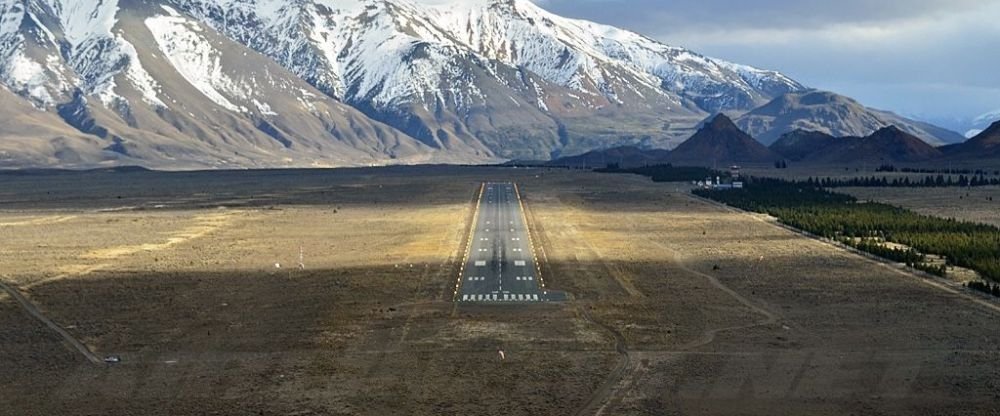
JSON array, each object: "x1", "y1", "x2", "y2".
[
  {"x1": 0, "y1": 3, "x2": 76, "y2": 107},
  {"x1": 4, "y1": 53, "x2": 52, "y2": 103},
  {"x1": 15, "y1": 0, "x2": 165, "y2": 108},
  {"x1": 962, "y1": 110, "x2": 1000, "y2": 138},
  {"x1": 0, "y1": 1, "x2": 24, "y2": 35},
  {"x1": 1, "y1": 3, "x2": 44, "y2": 104},
  {"x1": 253, "y1": 98, "x2": 277, "y2": 115},
  {"x1": 47, "y1": 0, "x2": 119, "y2": 43},
  {"x1": 974, "y1": 110, "x2": 1000, "y2": 126},
  {"x1": 121, "y1": 44, "x2": 167, "y2": 108},
  {"x1": 147, "y1": 6, "x2": 246, "y2": 112}
]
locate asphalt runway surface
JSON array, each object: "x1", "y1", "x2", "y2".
[{"x1": 457, "y1": 182, "x2": 565, "y2": 303}]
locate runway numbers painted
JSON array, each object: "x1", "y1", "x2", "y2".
[
  {"x1": 512, "y1": 238, "x2": 520, "y2": 241},
  {"x1": 475, "y1": 261, "x2": 486, "y2": 266},
  {"x1": 514, "y1": 260, "x2": 526, "y2": 266}
]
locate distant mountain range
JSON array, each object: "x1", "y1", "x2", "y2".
[
  {"x1": 550, "y1": 114, "x2": 777, "y2": 167},
  {"x1": 964, "y1": 110, "x2": 1000, "y2": 138},
  {"x1": 771, "y1": 126, "x2": 942, "y2": 164},
  {"x1": 550, "y1": 119, "x2": 1000, "y2": 168},
  {"x1": 734, "y1": 90, "x2": 964, "y2": 146},
  {"x1": 0, "y1": 0, "x2": 966, "y2": 169}
]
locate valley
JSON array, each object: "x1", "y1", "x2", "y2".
[
  {"x1": 1, "y1": 0, "x2": 998, "y2": 414},
  {"x1": 2, "y1": 167, "x2": 999, "y2": 415}
]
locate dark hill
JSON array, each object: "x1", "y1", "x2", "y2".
[
  {"x1": 547, "y1": 146, "x2": 671, "y2": 168},
  {"x1": 942, "y1": 121, "x2": 1000, "y2": 159},
  {"x1": 669, "y1": 114, "x2": 779, "y2": 166},
  {"x1": 804, "y1": 126, "x2": 943, "y2": 164},
  {"x1": 769, "y1": 130, "x2": 840, "y2": 161}
]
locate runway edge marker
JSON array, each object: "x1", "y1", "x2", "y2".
[
  {"x1": 454, "y1": 182, "x2": 485, "y2": 301},
  {"x1": 514, "y1": 183, "x2": 545, "y2": 290}
]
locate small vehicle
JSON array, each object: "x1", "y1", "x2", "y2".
[{"x1": 103, "y1": 355, "x2": 121, "y2": 364}]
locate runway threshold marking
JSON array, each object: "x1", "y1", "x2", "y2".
[{"x1": 456, "y1": 182, "x2": 550, "y2": 303}]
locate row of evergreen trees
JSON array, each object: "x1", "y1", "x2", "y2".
[
  {"x1": 596, "y1": 164, "x2": 722, "y2": 183},
  {"x1": 967, "y1": 281, "x2": 1000, "y2": 298},
  {"x1": 694, "y1": 178, "x2": 1000, "y2": 282},
  {"x1": 842, "y1": 238, "x2": 924, "y2": 264},
  {"x1": 876, "y1": 165, "x2": 1000, "y2": 176},
  {"x1": 805, "y1": 175, "x2": 1000, "y2": 188}
]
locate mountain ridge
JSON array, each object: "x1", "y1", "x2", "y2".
[
  {"x1": 0, "y1": 0, "x2": 962, "y2": 169},
  {"x1": 769, "y1": 125, "x2": 944, "y2": 164},
  {"x1": 943, "y1": 121, "x2": 1000, "y2": 160},
  {"x1": 735, "y1": 90, "x2": 963, "y2": 147}
]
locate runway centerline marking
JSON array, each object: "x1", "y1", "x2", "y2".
[{"x1": 455, "y1": 182, "x2": 560, "y2": 303}]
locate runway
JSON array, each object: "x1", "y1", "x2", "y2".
[{"x1": 456, "y1": 182, "x2": 563, "y2": 303}]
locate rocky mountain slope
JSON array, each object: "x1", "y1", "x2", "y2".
[
  {"x1": 0, "y1": 0, "x2": 960, "y2": 169},
  {"x1": 1, "y1": 0, "x2": 458, "y2": 168},
  {"x1": 735, "y1": 90, "x2": 964, "y2": 146},
  {"x1": 174, "y1": 0, "x2": 811, "y2": 157}
]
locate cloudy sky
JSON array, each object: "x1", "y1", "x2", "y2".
[{"x1": 534, "y1": 0, "x2": 1000, "y2": 132}]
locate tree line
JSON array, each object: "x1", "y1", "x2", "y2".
[
  {"x1": 596, "y1": 164, "x2": 722, "y2": 183},
  {"x1": 805, "y1": 175, "x2": 1000, "y2": 188},
  {"x1": 967, "y1": 281, "x2": 1000, "y2": 299},
  {"x1": 693, "y1": 178, "x2": 1000, "y2": 283},
  {"x1": 876, "y1": 165, "x2": 1000, "y2": 176}
]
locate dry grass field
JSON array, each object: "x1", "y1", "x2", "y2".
[
  {"x1": 842, "y1": 186, "x2": 1000, "y2": 227},
  {"x1": 1, "y1": 167, "x2": 999, "y2": 415}
]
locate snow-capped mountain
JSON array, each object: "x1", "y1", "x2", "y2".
[
  {"x1": 187, "y1": 0, "x2": 802, "y2": 109},
  {"x1": 170, "y1": 0, "x2": 804, "y2": 159},
  {"x1": 0, "y1": 0, "x2": 953, "y2": 168},
  {"x1": 1, "y1": 0, "x2": 451, "y2": 168},
  {"x1": 966, "y1": 110, "x2": 1000, "y2": 138}
]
